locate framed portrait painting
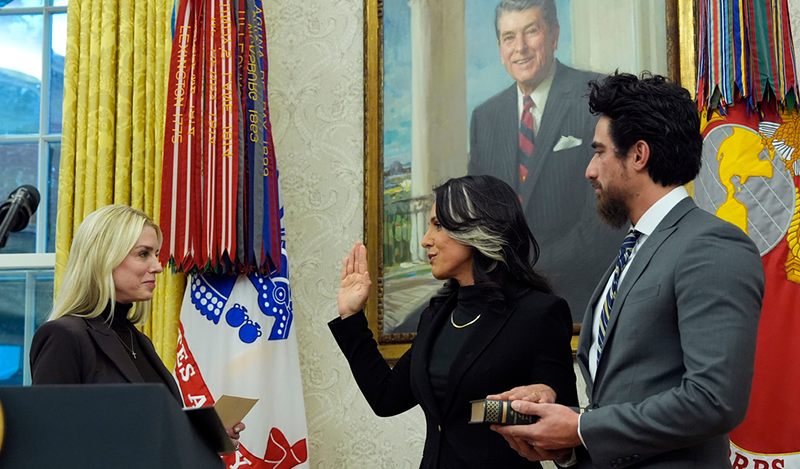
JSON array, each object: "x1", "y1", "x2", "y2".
[{"x1": 364, "y1": 0, "x2": 697, "y2": 361}]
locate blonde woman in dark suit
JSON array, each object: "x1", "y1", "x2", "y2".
[
  {"x1": 30, "y1": 205, "x2": 244, "y2": 448},
  {"x1": 330, "y1": 175, "x2": 577, "y2": 469}
]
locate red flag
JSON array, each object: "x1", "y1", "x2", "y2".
[{"x1": 698, "y1": 102, "x2": 800, "y2": 467}]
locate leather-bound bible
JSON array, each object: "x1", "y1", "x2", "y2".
[{"x1": 469, "y1": 399, "x2": 539, "y2": 425}]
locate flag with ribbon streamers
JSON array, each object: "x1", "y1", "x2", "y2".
[
  {"x1": 176, "y1": 208, "x2": 308, "y2": 468},
  {"x1": 161, "y1": 0, "x2": 308, "y2": 467},
  {"x1": 695, "y1": 1, "x2": 800, "y2": 467},
  {"x1": 161, "y1": 0, "x2": 281, "y2": 274},
  {"x1": 696, "y1": 0, "x2": 797, "y2": 112}
]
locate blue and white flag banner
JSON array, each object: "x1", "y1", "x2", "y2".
[{"x1": 174, "y1": 237, "x2": 308, "y2": 469}]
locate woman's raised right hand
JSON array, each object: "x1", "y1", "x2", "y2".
[{"x1": 337, "y1": 242, "x2": 372, "y2": 319}]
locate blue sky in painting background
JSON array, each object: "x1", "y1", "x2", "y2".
[{"x1": 383, "y1": 0, "x2": 573, "y2": 169}]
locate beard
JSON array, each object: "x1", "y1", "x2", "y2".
[{"x1": 592, "y1": 181, "x2": 630, "y2": 229}]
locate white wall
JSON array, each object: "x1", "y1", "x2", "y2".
[{"x1": 791, "y1": 1, "x2": 800, "y2": 60}]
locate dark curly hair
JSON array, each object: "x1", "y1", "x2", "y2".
[{"x1": 588, "y1": 72, "x2": 702, "y2": 186}]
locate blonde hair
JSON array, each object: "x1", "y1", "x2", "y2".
[{"x1": 50, "y1": 205, "x2": 163, "y2": 325}]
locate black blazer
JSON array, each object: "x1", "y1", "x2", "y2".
[
  {"x1": 468, "y1": 61, "x2": 627, "y2": 319},
  {"x1": 329, "y1": 288, "x2": 577, "y2": 469},
  {"x1": 30, "y1": 315, "x2": 182, "y2": 404}
]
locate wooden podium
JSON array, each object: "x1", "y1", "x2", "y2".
[{"x1": 0, "y1": 383, "x2": 226, "y2": 469}]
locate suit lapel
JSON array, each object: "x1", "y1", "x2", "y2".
[
  {"x1": 413, "y1": 293, "x2": 459, "y2": 423},
  {"x1": 594, "y1": 198, "x2": 696, "y2": 382},
  {"x1": 577, "y1": 260, "x2": 615, "y2": 390},
  {"x1": 135, "y1": 328, "x2": 183, "y2": 402},
  {"x1": 496, "y1": 84, "x2": 522, "y2": 188},
  {"x1": 521, "y1": 62, "x2": 576, "y2": 197},
  {"x1": 85, "y1": 317, "x2": 145, "y2": 384},
  {"x1": 442, "y1": 302, "x2": 509, "y2": 417}
]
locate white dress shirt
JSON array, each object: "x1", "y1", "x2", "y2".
[{"x1": 574, "y1": 186, "x2": 690, "y2": 455}]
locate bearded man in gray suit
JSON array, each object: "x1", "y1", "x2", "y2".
[
  {"x1": 468, "y1": 0, "x2": 626, "y2": 320},
  {"x1": 492, "y1": 73, "x2": 765, "y2": 468}
]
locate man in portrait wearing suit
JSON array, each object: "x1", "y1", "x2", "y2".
[
  {"x1": 492, "y1": 73, "x2": 765, "y2": 468},
  {"x1": 468, "y1": 0, "x2": 626, "y2": 319}
]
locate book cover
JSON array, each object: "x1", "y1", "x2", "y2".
[{"x1": 469, "y1": 399, "x2": 539, "y2": 425}]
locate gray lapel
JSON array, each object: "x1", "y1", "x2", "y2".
[
  {"x1": 595, "y1": 198, "x2": 696, "y2": 380},
  {"x1": 497, "y1": 84, "x2": 523, "y2": 187},
  {"x1": 85, "y1": 317, "x2": 145, "y2": 384},
  {"x1": 577, "y1": 260, "x2": 615, "y2": 389}
]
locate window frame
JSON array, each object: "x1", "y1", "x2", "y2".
[{"x1": 0, "y1": 0, "x2": 69, "y2": 385}]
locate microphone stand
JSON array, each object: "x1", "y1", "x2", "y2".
[{"x1": 0, "y1": 191, "x2": 26, "y2": 252}]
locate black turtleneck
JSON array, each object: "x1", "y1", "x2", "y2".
[
  {"x1": 428, "y1": 285, "x2": 491, "y2": 407},
  {"x1": 101, "y1": 303, "x2": 166, "y2": 386}
]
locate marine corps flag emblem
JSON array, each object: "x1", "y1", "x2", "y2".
[
  {"x1": 697, "y1": 102, "x2": 800, "y2": 469},
  {"x1": 696, "y1": 0, "x2": 800, "y2": 465}
]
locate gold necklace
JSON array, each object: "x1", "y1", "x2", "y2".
[
  {"x1": 450, "y1": 311, "x2": 481, "y2": 329},
  {"x1": 114, "y1": 326, "x2": 137, "y2": 359}
]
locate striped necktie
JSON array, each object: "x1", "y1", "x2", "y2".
[
  {"x1": 597, "y1": 230, "x2": 641, "y2": 364},
  {"x1": 518, "y1": 95, "x2": 535, "y2": 183}
]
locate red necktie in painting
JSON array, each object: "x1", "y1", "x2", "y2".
[{"x1": 518, "y1": 94, "x2": 535, "y2": 183}]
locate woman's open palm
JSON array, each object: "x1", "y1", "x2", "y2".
[{"x1": 337, "y1": 242, "x2": 372, "y2": 319}]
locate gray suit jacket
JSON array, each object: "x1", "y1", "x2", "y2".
[
  {"x1": 575, "y1": 198, "x2": 765, "y2": 469},
  {"x1": 468, "y1": 61, "x2": 626, "y2": 321}
]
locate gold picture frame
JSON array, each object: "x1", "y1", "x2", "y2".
[{"x1": 364, "y1": 0, "x2": 698, "y2": 362}]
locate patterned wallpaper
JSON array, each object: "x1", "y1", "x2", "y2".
[
  {"x1": 791, "y1": 0, "x2": 800, "y2": 56},
  {"x1": 263, "y1": 0, "x2": 426, "y2": 467},
  {"x1": 265, "y1": 0, "x2": 800, "y2": 467}
]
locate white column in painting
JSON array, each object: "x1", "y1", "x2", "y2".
[
  {"x1": 633, "y1": 0, "x2": 668, "y2": 75},
  {"x1": 570, "y1": 0, "x2": 667, "y2": 76},
  {"x1": 409, "y1": 0, "x2": 468, "y2": 263},
  {"x1": 410, "y1": 0, "x2": 431, "y2": 264}
]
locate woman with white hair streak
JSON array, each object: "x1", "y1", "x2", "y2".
[
  {"x1": 30, "y1": 205, "x2": 244, "y2": 448},
  {"x1": 330, "y1": 175, "x2": 578, "y2": 469}
]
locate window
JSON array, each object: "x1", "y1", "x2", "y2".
[{"x1": 0, "y1": 0, "x2": 68, "y2": 385}]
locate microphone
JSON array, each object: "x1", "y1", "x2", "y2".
[{"x1": 0, "y1": 185, "x2": 41, "y2": 250}]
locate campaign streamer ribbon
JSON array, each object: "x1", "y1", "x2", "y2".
[
  {"x1": 244, "y1": 0, "x2": 266, "y2": 270},
  {"x1": 164, "y1": 5, "x2": 306, "y2": 469},
  {"x1": 256, "y1": 0, "x2": 282, "y2": 272},
  {"x1": 162, "y1": 0, "x2": 203, "y2": 272},
  {"x1": 235, "y1": 0, "x2": 249, "y2": 270},
  {"x1": 161, "y1": 0, "x2": 281, "y2": 275},
  {"x1": 696, "y1": 0, "x2": 798, "y2": 112}
]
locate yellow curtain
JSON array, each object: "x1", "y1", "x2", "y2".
[{"x1": 56, "y1": 0, "x2": 184, "y2": 370}]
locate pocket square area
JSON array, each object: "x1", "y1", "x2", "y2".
[{"x1": 553, "y1": 135, "x2": 582, "y2": 152}]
